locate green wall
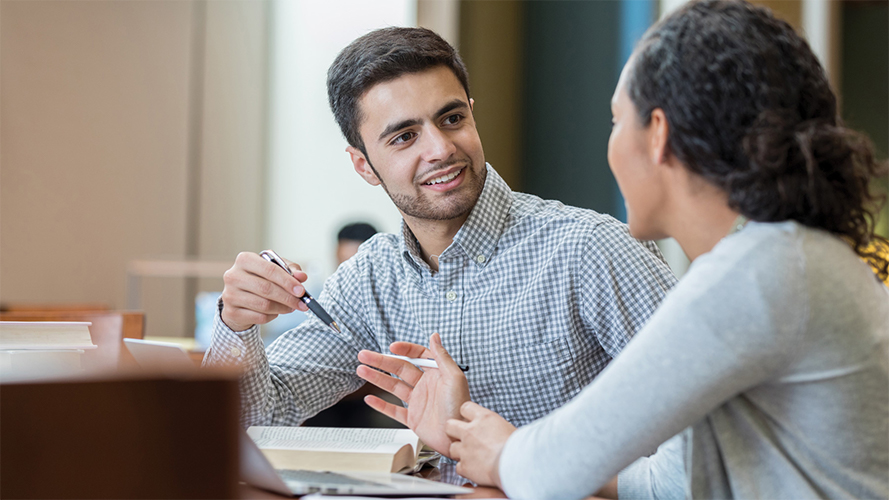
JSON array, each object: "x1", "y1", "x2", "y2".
[
  {"x1": 841, "y1": 1, "x2": 889, "y2": 236},
  {"x1": 520, "y1": 1, "x2": 622, "y2": 215}
]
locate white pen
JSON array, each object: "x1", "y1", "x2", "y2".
[{"x1": 380, "y1": 353, "x2": 468, "y2": 372}]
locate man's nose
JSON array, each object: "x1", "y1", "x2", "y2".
[{"x1": 420, "y1": 126, "x2": 457, "y2": 163}]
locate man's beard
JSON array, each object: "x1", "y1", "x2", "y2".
[{"x1": 370, "y1": 159, "x2": 487, "y2": 221}]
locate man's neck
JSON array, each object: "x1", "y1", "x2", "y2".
[{"x1": 404, "y1": 214, "x2": 470, "y2": 272}]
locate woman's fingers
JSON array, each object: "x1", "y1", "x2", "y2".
[
  {"x1": 445, "y1": 417, "x2": 469, "y2": 440},
  {"x1": 459, "y1": 401, "x2": 487, "y2": 420},
  {"x1": 449, "y1": 441, "x2": 462, "y2": 461}
]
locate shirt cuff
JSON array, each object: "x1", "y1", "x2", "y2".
[
  {"x1": 618, "y1": 457, "x2": 653, "y2": 500},
  {"x1": 202, "y1": 298, "x2": 262, "y2": 366},
  {"x1": 215, "y1": 297, "x2": 260, "y2": 335}
]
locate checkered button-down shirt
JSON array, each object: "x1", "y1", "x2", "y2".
[{"x1": 205, "y1": 165, "x2": 677, "y2": 428}]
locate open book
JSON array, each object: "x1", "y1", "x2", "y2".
[{"x1": 246, "y1": 426, "x2": 424, "y2": 474}]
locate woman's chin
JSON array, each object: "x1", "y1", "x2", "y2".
[{"x1": 627, "y1": 218, "x2": 667, "y2": 242}]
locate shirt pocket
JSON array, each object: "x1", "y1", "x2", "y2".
[{"x1": 476, "y1": 337, "x2": 582, "y2": 427}]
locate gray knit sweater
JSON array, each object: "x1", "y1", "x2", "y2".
[{"x1": 499, "y1": 221, "x2": 889, "y2": 499}]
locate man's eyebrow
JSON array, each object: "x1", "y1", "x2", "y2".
[
  {"x1": 378, "y1": 118, "x2": 421, "y2": 142},
  {"x1": 376, "y1": 99, "x2": 470, "y2": 143},
  {"x1": 433, "y1": 99, "x2": 469, "y2": 119}
]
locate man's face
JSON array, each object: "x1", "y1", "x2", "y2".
[{"x1": 348, "y1": 66, "x2": 486, "y2": 223}]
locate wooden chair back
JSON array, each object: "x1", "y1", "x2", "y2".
[{"x1": 1, "y1": 373, "x2": 240, "y2": 498}]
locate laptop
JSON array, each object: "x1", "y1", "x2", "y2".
[
  {"x1": 123, "y1": 338, "x2": 198, "y2": 373},
  {"x1": 124, "y1": 338, "x2": 472, "y2": 496},
  {"x1": 240, "y1": 429, "x2": 470, "y2": 496}
]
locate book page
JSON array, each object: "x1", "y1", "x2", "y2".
[
  {"x1": 248, "y1": 427, "x2": 419, "y2": 455},
  {"x1": 0, "y1": 322, "x2": 96, "y2": 350}
]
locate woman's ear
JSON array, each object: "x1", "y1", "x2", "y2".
[{"x1": 649, "y1": 108, "x2": 670, "y2": 165}]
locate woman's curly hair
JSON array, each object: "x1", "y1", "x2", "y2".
[{"x1": 627, "y1": 0, "x2": 889, "y2": 281}]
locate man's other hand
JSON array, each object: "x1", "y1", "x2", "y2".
[
  {"x1": 220, "y1": 251, "x2": 310, "y2": 332},
  {"x1": 356, "y1": 333, "x2": 470, "y2": 457}
]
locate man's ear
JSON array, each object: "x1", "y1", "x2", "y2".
[
  {"x1": 469, "y1": 98, "x2": 475, "y2": 111},
  {"x1": 649, "y1": 108, "x2": 670, "y2": 165},
  {"x1": 347, "y1": 146, "x2": 381, "y2": 186}
]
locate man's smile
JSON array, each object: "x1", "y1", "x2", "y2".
[{"x1": 421, "y1": 166, "x2": 466, "y2": 191}]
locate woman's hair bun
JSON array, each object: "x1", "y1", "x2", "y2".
[{"x1": 628, "y1": 0, "x2": 889, "y2": 281}]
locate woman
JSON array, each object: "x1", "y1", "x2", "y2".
[{"x1": 357, "y1": 1, "x2": 889, "y2": 498}]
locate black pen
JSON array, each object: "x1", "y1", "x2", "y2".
[{"x1": 259, "y1": 249, "x2": 342, "y2": 334}]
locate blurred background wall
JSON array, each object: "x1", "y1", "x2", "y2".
[{"x1": 2, "y1": 0, "x2": 886, "y2": 339}]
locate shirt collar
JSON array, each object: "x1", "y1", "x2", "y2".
[{"x1": 400, "y1": 163, "x2": 513, "y2": 272}]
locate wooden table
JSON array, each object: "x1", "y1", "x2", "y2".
[{"x1": 237, "y1": 461, "x2": 506, "y2": 498}]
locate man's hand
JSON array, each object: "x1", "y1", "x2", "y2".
[
  {"x1": 356, "y1": 333, "x2": 470, "y2": 457},
  {"x1": 445, "y1": 402, "x2": 516, "y2": 489},
  {"x1": 220, "y1": 251, "x2": 309, "y2": 332}
]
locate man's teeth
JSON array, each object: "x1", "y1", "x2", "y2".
[{"x1": 425, "y1": 168, "x2": 462, "y2": 185}]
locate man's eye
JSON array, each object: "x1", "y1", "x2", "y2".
[
  {"x1": 444, "y1": 114, "x2": 462, "y2": 125},
  {"x1": 392, "y1": 132, "x2": 414, "y2": 145}
]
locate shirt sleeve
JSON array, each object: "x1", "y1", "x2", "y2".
[
  {"x1": 202, "y1": 253, "x2": 381, "y2": 428},
  {"x1": 578, "y1": 221, "x2": 678, "y2": 357},
  {"x1": 498, "y1": 237, "x2": 806, "y2": 500},
  {"x1": 617, "y1": 432, "x2": 687, "y2": 500}
]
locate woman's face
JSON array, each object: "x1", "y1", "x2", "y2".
[{"x1": 607, "y1": 61, "x2": 669, "y2": 241}]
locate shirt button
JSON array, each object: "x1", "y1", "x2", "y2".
[
  {"x1": 475, "y1": 254, "x2": 486, "y2": 263},
  {"x1": 230, "y1": 347, "x2": 242, "y2": 357},
  {"x1": 446, "y1": 291, "x2": 458, "y2": 301}
]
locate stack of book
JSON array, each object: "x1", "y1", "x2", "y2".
[{"x1": 0, "y1": 321, "x2": 96, "y2": 379}]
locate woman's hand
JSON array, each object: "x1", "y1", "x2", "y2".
[
  {"x1": 446, "y1": 402, "x2": 516, "y2": 489},
  {"x1": 356, "y1": 333, "x2": 470, "y2": 457}
]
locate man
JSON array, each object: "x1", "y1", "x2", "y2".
[{"x1": 204, "y1": 27, "x2": 676, "y2": 456}]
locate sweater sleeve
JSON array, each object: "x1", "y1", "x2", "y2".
[
  {"x1": 617, "y1": 432, "x2": 687, "y2": 500},
  {"x1": 498, "y1": 233, "x2": 806, "y2": 500}
]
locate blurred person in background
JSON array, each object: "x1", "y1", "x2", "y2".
[
  {"x1": 335, "y1": 222, "x2": 378, "y2": 266},
  {"x1": 360, "y1": 1, "x2": 889, "y2": 498},
  {"x1": 203, "y1": 26, "x2": 676, "y2": 456}
]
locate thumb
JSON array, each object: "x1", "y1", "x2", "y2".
[
  {"x1": 281, "y1": 257, "x2": 308, "y2": 282},
  {"x1": 429, "y1": 333, "x2": 463, "y2": 376}
]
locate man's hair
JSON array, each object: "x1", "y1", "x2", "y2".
[
  {"x1": 337, "y1": 222, "x2": 378, "y2": 243},
  {"x1": 628, "y1": 0, "x2": 889, "y2": 280},
  {"x1": 327, "y1": 27, "x2": 470, "y2": 155}
]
